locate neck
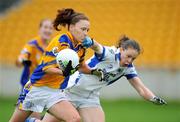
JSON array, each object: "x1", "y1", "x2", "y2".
[
  {"x1": 40, "y1": 38, "x2": 48, "y2": 45},
  {"x1": 73, "y1": 39, "x2": 79, "y2": 46},
  {"x1": 67, "y1": 31, "x2": 79, "y2": 46}
]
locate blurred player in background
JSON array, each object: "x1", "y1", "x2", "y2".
[
  {"x1": 15, "y1": 19, "x2": 53, "y2": 120},
  {"x1": 9, "y1": 8, "x2": 104, "y2": 122},
  {"x1": 16, "y1": 19, "x2": 53, "y2": 89},
  {"x1": 43, "y1": 36, "x2": 167, "y2": 122}
]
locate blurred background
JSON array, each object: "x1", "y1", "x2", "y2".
[{"x1": 0, "y1": 0, "x2": 180, "y2": 122}]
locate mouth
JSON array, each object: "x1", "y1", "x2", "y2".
[{"x1": 123, "y1": 63, "x2": 129, "y2": 67}]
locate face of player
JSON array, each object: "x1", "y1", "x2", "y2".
[
  {"x1": 120, "y1": 47, "x2": 139, "y2": 67},
  {"x1": 69, "y1": 20, "x2": 90, "y2": 42},
  {"x1": 39, "y1": 20, "x2": 53, "y2": 41}
]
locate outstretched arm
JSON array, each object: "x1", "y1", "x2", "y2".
[
  {"x1": 82, "y1": 36, "x2": 103, "y2": 54},
  {"x1": 128, "y1": 77, "x2": 167, "y2": 105}
]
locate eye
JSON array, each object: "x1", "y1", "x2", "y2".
[
  {"x1": 132, "y1": 58, "x2": 136, "y2": 61},
  {"x1": 81, "y1": 27, "x2": 89, "y2": 32},
  {"x1": 81, "y1": 27, "x2": 86, "y2": 31}
]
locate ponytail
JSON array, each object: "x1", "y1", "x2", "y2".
[{"x1": 53, "y1": 8, "x2": 89, "y2": 31}]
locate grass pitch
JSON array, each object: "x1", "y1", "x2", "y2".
[{"x1": 0, "y1": 97, "x2": 179, "y2": 122}]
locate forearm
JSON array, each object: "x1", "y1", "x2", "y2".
[
  {"x1": 129, "y1": 77, "x2": 167, "y2": 105},
  {"x1": 138, "y1": 86, "x2": 155, "y2": 100},
  {"x1": 16, "y1": 53, "x2": 30, "y2": 67},
  {"x1": 44, "y1": 67, "x2": 63, "y2": 75},
  {"x1": 90, "y1": 40, "x2": 103, "y2": 54},
  {"x1": 79, "y1": 63, "x2": 92, "y2": 74},
  {"x1": 129, "y1": 77, "x2": 155, "y2": 100}
]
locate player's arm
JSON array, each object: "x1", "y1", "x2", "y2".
[
  {"x1": 43, "y1": 41, "x2": 72, "y2": 77},
  {"x1": 43, "y1": 59, "x2": 73, "y2": 77},
  {"x1": 44, "y1": 67, "x2": 63, "y2": 75},
  {"x1": 16, "y1": 43, "x2": 33, "y2": 67},
  {"x1": 82, "y1": 36, "x2": 103, "y2": 54},
  {"x1": 128, "y1": 77, "x2": 167, "y2": 105},
  {"x1": 78, "y1": 62, "x2": 91, "y2": 74}
]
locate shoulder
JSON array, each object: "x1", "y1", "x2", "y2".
[
  {"x1": 48, "y1": 33, "x2": 70, "y2": 45},
  {"x1": 27, "y1": 39, "x2": 38, "y2": 47},
  {"x1": 58, "y1": 33, "x2": 70, "y2": 43},
  {"x1": 104, "y1": 46, "x2": 118, "y2": 54},
  {"x1": 125, "y1": 63, "x2": 137, "y2": 74}
]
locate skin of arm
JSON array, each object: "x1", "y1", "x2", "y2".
[
  {"x1": 128, "y1": 77, "x2": 156, "y2": 101},
  {"x1": 90, "y1": 40, "x2": 103, "y2": 54},
  {"x1": 16, "y1": 42, "x2": 34, "y2": 67},
  {"x1": 43, "y1": 40, "x2": 102, "y2": 76},
  {"x1": 44, "y1": 67, "x2": 64, "y2": 75},
  {"x1": 79, "y1": 62, "x2": 92, "y2": 74}
]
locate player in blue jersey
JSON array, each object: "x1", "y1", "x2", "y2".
[{"x1": 42, "y1": 35, "x2": 167, "y2": 122}]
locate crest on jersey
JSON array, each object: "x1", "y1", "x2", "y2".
[
  {"x1": 107, "y1": 64, "x2": 113, "y2": 69},
  {"x1": 108, "y1": 49, "x2": 114, "y2": 54}
]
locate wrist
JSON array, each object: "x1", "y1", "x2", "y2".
[
  {"x1": 22, "y1": 60, "x2": 32, "y2": 66},
  {"x1": 59, "y1": 69, "x2": 64, "y2": 76},
  {"x1": 149, "y1": 96, "x2": 157, "y2": 102},
  {"x1": 91, "y1": 38, "x2": 94, "y2": 46},
  {"x1": 91, "y1": 69, "x2": 96, "y2": 75}
]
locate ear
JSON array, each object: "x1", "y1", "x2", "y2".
[
  {"x1": 69, "y1": 24, "x2": 75, "y2": 31},
  {"x1": 119, "y1": 47, "x2": 124, "y2": 52}
]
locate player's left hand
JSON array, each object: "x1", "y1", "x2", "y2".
[
  {"x1": 82, "y1": 36, "x2": 94, "y2": 48},
  {"x1": 150, "y1": 96, "x2": 167, "y2": 105}
]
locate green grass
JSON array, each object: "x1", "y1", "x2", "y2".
[
  {"x1": 0, "y1": 98, "x2": 180, "y2": 122},
  {"x1": 101, "y1": 99, "x2": 180, "y2": 122}
]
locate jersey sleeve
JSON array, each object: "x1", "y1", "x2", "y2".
[
  {"x1": 86, "y1": 46, "x2": 116, "y2": 68},
  {"x1": 18, "y1": 43, "x2": 33, "y2": 62},
  {"x1": 94, "y1": 46, "x2": 115, "y2": 61},
  {"x1": 124, "y1": 64, "x2": 138, "y2": 79}
]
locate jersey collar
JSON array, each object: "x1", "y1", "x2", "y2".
[
  {"x1": 36, "y1": 36, "x2": 48, "y2": 49},
  {"x1": 115, "y1": 48, "x2": 121, "y2": 61},
  {"x1": 66, "y1": 31, "x2": 82, "y2": 48}
]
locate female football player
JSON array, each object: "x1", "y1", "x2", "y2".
[
  {"x1": 43, "y1": 35, "x2": 167, "y2": 122},
  {"x1": 9, "y1": 8, "x2": 102, "y2": 122},
  {"x1": 15, "y1": 19, "x2": 53, "y2": 119},
  {"x1": 16, "y1": 19, "x2": 53, "y2": 89}
]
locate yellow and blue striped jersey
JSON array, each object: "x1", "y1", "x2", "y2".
[
  {"x1": 18, "y1": 36, "x2": 47, "y2": 86},
  {"x1": 30, "y1": 32, "x2": 86, "y2": 89}
]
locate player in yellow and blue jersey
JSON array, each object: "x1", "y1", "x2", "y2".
[
  {"x1": 16, "y1": 19, "x2": 53, "y2": 88},
  {"x1": 15, "y1": 19, "x2": 53, "y2": 120},
  {"x1": 10, "y1": 8, "x2": 104, "y2": 122}
]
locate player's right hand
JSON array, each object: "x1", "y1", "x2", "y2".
[
  {"x1": 91, "y1": 68, "x2": 108, "y2": 81},
  {"x1": 150, "y1": 96, "x2": 167, "y2": 105},
  {"x1": 62, "y1": 60, "x2": 73, "y2": 77}
]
